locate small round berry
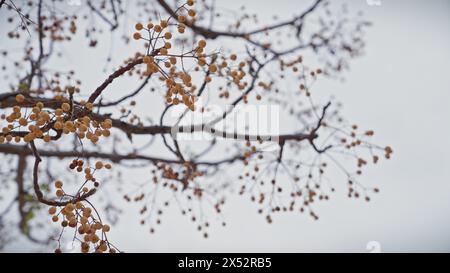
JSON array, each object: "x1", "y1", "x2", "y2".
[
  {"x1": 55, "y1": 180, "x2": 63, "y2": 188},
  {"x1": 164, "y1": 32, "x2": 172, "y2": 40},
  {"x1": 178, "y1": 15, "x2": 186, "y2": 23},
  {"x1": 209, "y1": 64, "x2": 217, "y2": 73},
  {"x1": 198, "y1": 39, "x2": 206, "y2": 48},
  {"x1": 56, "y1": 189, "x2": 64, "y2": 197},
  {"x1": 95, "y1": 161, "x2": 103, "y2": 169},
  {"x1": 143, "y1": 55, "x2": 153, "y2": 64},
  {"x1": 48, "y1": 206, "x2": 57, "y2": 215},
  {"x1": 61, "y1": 103, "x2": 70, "y2": 112},
  {"x1": 85, "y1": 102, "x2": 93, "y2": 111},
  {"x1": 69, "y1": 218, "x2": 77, "y2": 228},
  {"x1": 66, "y1": 203, "x2": 75, "y2": 212},
  {"x1": 83, "y1": 207, "x2": 92, "y2": 217},
  {"x1": 188, "y1": 9, "x2": 196, "y2": 17},
  {"x1": 16, "y1": 94, "x2": 25, "y2": 103},
  {"x1": 135, "y1": 23, "x2": 143, "y2": 31},
  {"x1": 43, "y1": 135, "x2": 51, "y2": 142},
  {"x1": 19, "y1": 118, "x2": 27, "y2": 126},
  {"x1": 160, "y1": 48, "x2": 168, "y2": 55},
  {"x1": 133, "y1": 32, "x2": 141, "y2": 40},
  {"x1": 102, "y1": 224, "x2": 110, "y2": 232}
]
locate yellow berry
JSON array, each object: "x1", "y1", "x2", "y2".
[
  {"x1": 48, "y1": 206, "x2": 57, "y2": 215},
  {"x1": 68, "y1": 218, "x2": 77, "y2": 227},
  {"x1": 135, "y1": 23, "x2": 143, "y2": 31},
  {"x1": 198, "y1": 39, "x2": 206, "y2": 48},
  {"x1": 164, "y1": 32, "x2": 172, "y2": 40},
  {"x1": 66, "y1": 203, "x2": 75, "y2": 212},
  {"x1": 19, "y1": 118, "x2": 27, "y2": 126},
  {"x1": 102, "y1": 224, "x2": 110, "y2": 232},
  {"x1": 143, "y1": 55, "x2": 154, "y2": 64},
  {"x1": 55, "y1": 180, "x2": 63, "y2": 188},
  {"x1": 209, "y1": 64, "x2": 217, "y2": 73},
  {"x1": 16, "y1": 94, "x2": 25, "y2": 103},
  {"x1": 95, "y1": 161, "x2": 103, "y2": 169},
  {"x1": 43, "y1": 135, "x2": 51, "y2": 142},
  {"x1": 56, "y1": 189, "x2": 64, "y2": 197},
  {"x1": 160, "y1": 48, "x2": 168, "y2": 55},
  {"x1": 83, "y1": 207, "x2": 92, "y2": 217},
  {"x1": 188, "y1": 9, "x2": 196, "y2": 17},
  {"x1": 61, "y1": 103, "x2": 70, "y2": 112},
  {"x1": 133, "y1": 32, "x2": 141, "y2": 40},
  {"x1": 55, "y1": 109, "x2": 63, "y2": 116}
]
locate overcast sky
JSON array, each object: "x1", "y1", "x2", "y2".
[{"x1": 1, "y1": 0, "x2": 450, "y2": 252}]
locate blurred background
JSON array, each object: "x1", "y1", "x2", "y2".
[{"x1": 1, "y1": 0, "x2": 450, "y2": 252}]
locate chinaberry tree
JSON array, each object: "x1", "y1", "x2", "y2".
[{"x1": 0, "y1": 0, "x2": 392, "y2": 252}]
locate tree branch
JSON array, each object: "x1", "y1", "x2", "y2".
[
  {"x1": 156, "y1": 0, "x2": 323, "y2": 39},
  {"x1": 29, "y1": 141, "x2": 97, "y2": 207}
]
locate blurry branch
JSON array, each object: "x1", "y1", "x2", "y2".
[
  {"x1": 1, "y1": 0, "x2": 36, "y2": 35},
  {"x1": 157, "y1": 0, "x2": 323, "y2": 54},
  {"x1": 14, "y1": 153, "x2": 48, "y2": 244},
  {"x1": 16, "y1": 153, "x2": 27, "y2": 233},
  {"x1": 24, "y1": 0, "x2": 44, "y2": 89},
  {"x1": 308, "y1": 102, "x2": 334, "y2": 154},
  {"x1": 87, "y1": 0, "x2": 119, "y2": 30},
  {"x1": 156, "y1": 0, "x2": 323, "y2": 39}
]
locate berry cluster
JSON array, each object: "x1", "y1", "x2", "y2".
[
  {"x1": 48, "y1": 166, "x2": 117, "y2": 253},
  {"x1": 131, "y1": 0, "x2": 247, "y2": 111},
  {"x1": 0, "y1": 92, "x2": 112, "y2": 145}
]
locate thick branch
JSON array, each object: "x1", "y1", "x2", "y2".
[
  {"x1": 87, "y1": 58, "x2": 144, "y2": 103},
  {"x1": 1, "y1": 92, "x2": 323, "y2": 143}
]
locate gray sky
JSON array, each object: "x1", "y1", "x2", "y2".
[{"x1": 1, "y1": 0, "x2": 450, "y2": 252}]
